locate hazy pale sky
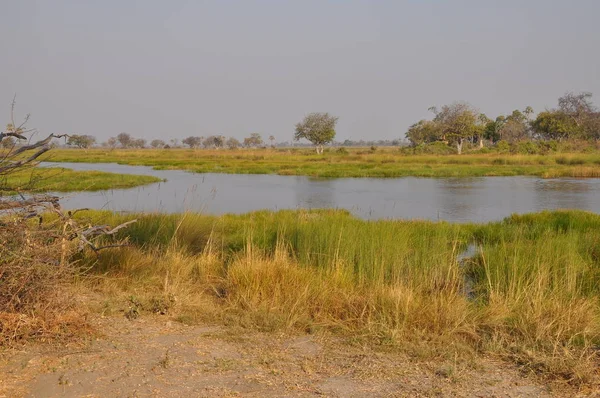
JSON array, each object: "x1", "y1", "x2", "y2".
[{"x1": 1, "y1": 0, "x2": 599, "y2": 143}]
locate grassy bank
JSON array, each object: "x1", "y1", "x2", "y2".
[
  {"x1": 45, "y1": 148, "x2": 600, "y2": 178},
  {"x1": 2, "y1": 167, "x2": 162, "y2": 192},
  {"x1": 63, "y1": 209, "x2": 600, "y2": 385}
]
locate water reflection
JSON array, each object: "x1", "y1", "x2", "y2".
[
  {"x1": 295, "y1": 178, "x2": 336, "y2": 209},
  {"x1": 41, "y1": 162, "x2": 600, "y2": 223},
  {"x1": 533, "y1": 179, "x2": 591, "y2": 212}
]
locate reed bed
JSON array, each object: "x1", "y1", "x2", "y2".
[
  {"x1": 45, "y1": 148, "x2": 600, "y2": 179},
  {"x1": 2, "y1": 167, "x2": 161, "y2": 192},
  {"x1": 74, "y1": 209, "x2": 600, "y2": 384}
]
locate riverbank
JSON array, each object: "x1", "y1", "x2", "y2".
[
  {"x1": 4, "y1": 167, "x2": 162, "y2": 192},
  {"x1": 2, "y1": 209, "x2": 598, "y2": 394},
  {"x1": 45, "y1": 148, "x2": 600, "y2": 178}
]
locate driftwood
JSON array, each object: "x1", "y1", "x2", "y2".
[
  {"x1": 1, "y1": 98, "x2": 136, "y2": 255},
  {"x1": 0, "y1": 195, "x2": 60, "y2": 210}
]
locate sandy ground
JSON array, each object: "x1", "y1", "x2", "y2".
[{"x1": 0, "y1": 315, "x2": 596, "y2": 398}]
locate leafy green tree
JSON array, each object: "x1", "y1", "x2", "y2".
[
  {"x1": 531, "y1": 111, "x2": 577, "y2": 141},
  {"x1": 432, "y1": 102, "x2": 479, "y2": 154},
  {"x1": 483, "y1": 116, "x2": 505, "y2": 143},
  {"x1": 294, "y1": 112, "x2": 338, "y2": 154},
  {"x1": 67, "y1": 134, "x2": 96, "y2": 149},
  {"x1": 405, "y1": 120, "x2": 440, "y2": 146},
  {"x1": 474, "y1": 114, "x2": 490, "y2": 148}
]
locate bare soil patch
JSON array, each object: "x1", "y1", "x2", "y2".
[{"x1": 1, "y1": 315, "x2": 593, "y2": 397}]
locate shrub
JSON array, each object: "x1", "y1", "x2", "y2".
[
  {"x1": 495, "y1": 140, "x2": 510, "y2": 153},
  {"x1": 0, "y1": 219, "x2": 84, "y2": 346}
]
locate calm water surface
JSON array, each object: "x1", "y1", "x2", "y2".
[{"x1": 41, "y1": 162, "x2": 600, "y2": 223}]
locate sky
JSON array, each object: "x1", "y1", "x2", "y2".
[{"x1": 1, "y1": 0, "x2": 599, "y2": 143}]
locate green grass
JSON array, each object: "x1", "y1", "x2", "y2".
[
  {"x1": 45, "y1": 148, "x2": 600, "y2": 179},
  {"x1": 74, "y1": 208, "x2": 600, "y2": 384},
  {"x1": 1, "y1": 167, "x2": 162, "y2": 192}
]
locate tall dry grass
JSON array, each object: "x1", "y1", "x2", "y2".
[
  {"x1": 0, "y1": 219, "x2": 88, "y2": 346},
  {"x1": 76, "y1": 209, "x2": 600, "y2": 384}
]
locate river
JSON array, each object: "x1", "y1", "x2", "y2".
[{"x1": 41, "y1": 162, "x2": 600, "y2": 223}]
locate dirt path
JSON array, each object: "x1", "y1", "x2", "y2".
[{"x1": 0, "y1": 316, "x2": 593, "y2": 397}]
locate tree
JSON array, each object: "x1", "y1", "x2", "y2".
[
  {"x1": 132, "y1": 138, "x2": 146, "y2": 148},
  {"x1": 67, "y1": 134, "x2": 96, "y2": 149},
  {"x1": 405, "y1": 120, "x2": 441, "y2": 146},
  {"x1": 107, "y1": 137, "x2": 118, "y2": 149},
  {"x1": 214, "y1": 135, "x2": 225, "y2": 149},
  {"x1": 557, "y1": 92, "x2": 600, "y2": 140},
  {"x1": 431, "y1": 102, "x2": 479, "y2": 154},
  {"x1": 531, "y1": 111, "x2": 576, "y2": 141},
  {"x1": 150, "y1": 139, "x2": 166, "y2": 148},
  {"x1": 182, "y1": 136, "x2": 202, "y2": 148},
  {"x1": 117, "y1": 132, "x2": 133, "y2": 148},
  {"x1": 294, "y1": 112, "x2": 338, "y2": 154},
  {"x1": 474, "y1": 114, "x2": 490, "y2": 148},
  {"x1": 0, "y1": 98, "x2": 67, "y2": 206},
  {"x1": 483, "y1": 116, "x2": 506, "y2": 143},
  {"x1": 202, "y1": 135, "x2": 224, "y2": 149},
  {"x1": 269, "y1": 135, "x2": 275, "y2": 147},
  {"x1": 243, "y1": 133, "x2": 263, "y2": 148},
  {"x1": 226, "y1": 137, "x2": 241, "y2": 149}
]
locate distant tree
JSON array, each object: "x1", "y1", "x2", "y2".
[
  {"x1": 524, "y1": 106, "x2": 534, "y2": 120},
  {"x1": 474, "y1": 114, "x2": 490, "y2": 148},
  {"x1": 107, "y1": 137, "x2": 118, "y2": 149},
  {"x1": 226, "y1": 137, "x2": 241, "y2": 149},
  {"x1": 499, "y1": 110, "x2": 530, "y2": 143},
  {"x1": 484, "y1": 116, "x2": 506, "y2": 143},
  {"x1": 431, "y1": 102, "x2": 480, "y2": 154},
  {"x1": 67, "y1": 134, "x2": 96, "y2": 149},
  {"x1": 531, "y1": 111, "x2": 576, "y2": 141},
  {"x1": 294, "y1": 112, "x2": 338, "y2": 154},
  {"x1": 182, "y1": 136, "x2": 202, "y2": 148},
  {"x1": 405, "y1": 120, "x2": 441, "y2": 146},
  {"x1": 132, "y1": 138, "x2": 146, "y2": 148},
  {"x1": 202, "y1": 135, "x2": 224, "y2": 149},
  {"x1": 557, "y1": 92, "x2": 600, "y2": 140},
  {"x1": 214, "y1": 135, "x2": 225, "y2": 149},
  {"x1": 243, "y1": 133, "x2": 263, "y2": 148},
  {"x1": 202, "y1": 136, "x2": 215, "y2": 148},
  {"x1": 150, "y1": 139, "x2": 166, "y2": 148},
  {"x1": 117, "y1": 132, "x2": 133, "y2": 148},
  {"x1": 268, "y1": 135, "x2": 275, "y2": 147},
  {"x1": 169, "y1": 138, "x2": 179, "y2": 148}
]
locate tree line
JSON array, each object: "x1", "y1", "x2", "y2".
[
  {"x1": 52, "y1": 92, "x2": 600, "y2": 154},
  {"x1": 406, "y1": 92, "x2": 600, "y2": 154}
]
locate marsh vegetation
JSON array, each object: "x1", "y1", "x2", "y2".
[{"x1": 51, "y1": 209, "x2": 599, "y2": 386}]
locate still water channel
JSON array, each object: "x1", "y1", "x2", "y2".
[{"x1": 41, "y1": 162, "x2": 600, "y2": 223}]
